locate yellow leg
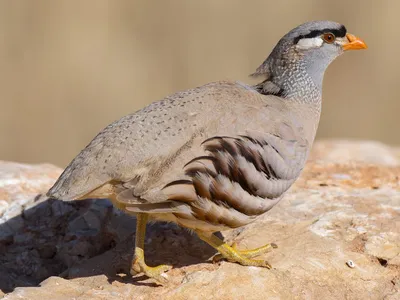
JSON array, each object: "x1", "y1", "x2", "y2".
[
  {"x1": 196, "y1": 231, "x2": 275, "y2": 268},
  {"x1": 131, "y1": 213, "x2": 172, "y2": 283}
]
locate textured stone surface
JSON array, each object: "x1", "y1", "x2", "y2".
[{"x1": 1, "y1": 140, "x2": 400, "y2": 299}]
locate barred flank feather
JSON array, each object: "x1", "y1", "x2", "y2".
[{"x1": 159, "y1": 135, "x2": 306, "y2": 229}]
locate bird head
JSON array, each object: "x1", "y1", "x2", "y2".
[
  {"x1": 253, "y1": 21, "x2": 367, "y2": 98},
  {"x1": 285, "y1": 21, "x2": 367, "y2": 70}
]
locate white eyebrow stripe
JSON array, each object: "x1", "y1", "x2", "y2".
[{"x1": 296, "y1": 37, "x2": 323, "y2": 50}]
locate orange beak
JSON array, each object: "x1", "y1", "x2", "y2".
[{"x1": 342, "y1": 33, "x2": 368, "y2": 51}]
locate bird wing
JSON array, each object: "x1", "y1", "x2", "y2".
[{"x1": 47, "y1": 81, "x2": 254, "y2": 200}]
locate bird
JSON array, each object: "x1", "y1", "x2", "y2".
[{"x1": 47, "y1": 20, "x2": 367, "y2": 283}]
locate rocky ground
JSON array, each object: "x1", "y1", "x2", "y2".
[{"x1": 0, "y1": 140, "x2": 399, "y2": 300}]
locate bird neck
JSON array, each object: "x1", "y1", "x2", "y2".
[
  {"x1": 253, "y1": 58, "x2": 324, "y2": 106},
  {"x1": 286, "y1": 72, "x2": 322, "y2": 104},
  {"x1": 253, "y1": 61, "x2": 323, "y2": 144}
]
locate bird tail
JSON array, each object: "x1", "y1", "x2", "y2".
[
  {"x1": 116, "y1": 188, "x2": 190, "y2": 214},
  {"x1": 123, "y1": 202, "x2": 188, "y2": 214}
]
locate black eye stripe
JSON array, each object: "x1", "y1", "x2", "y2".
[{"x1": 294, "y1": 25, "x2": 347, "y2": 44}]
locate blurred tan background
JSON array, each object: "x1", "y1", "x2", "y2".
[{"x1": 0, "y1": 0, "x2": 398, "y2": 167}]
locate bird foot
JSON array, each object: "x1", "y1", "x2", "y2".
[
  {"x1": 212, "y1": 242, "x2": 277, "y2": 267},
  {"x1": 131, "y1": 257, "x2": 172, "y2": 284}
]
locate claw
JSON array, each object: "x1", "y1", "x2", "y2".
[
  {"x1": 212, "y1": 241, "x2": 276, "y2": 264},
  {"x1": 197, "y1": 231, "x2": 276, "y2": 269},
  {"x1": 131, "y1": 259, "x2": 172, "y2": 284}
]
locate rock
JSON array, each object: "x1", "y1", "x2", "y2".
[
  {"x1": 0, "y1": 223, "x2": 15, "y2": 243},
  {"x1": 0, "y1": 162, "x2": 117, "y2": 294},
  {"x1": 5, "y1": 277, "x2": 92, "y2": 300},
  {"x1": 365, "y1": 233, "x2": 400, "y2": 262},
  {"x1": 23, "y1": 201, "x2": 52, "y2": 221},
  {"x1": 310, "y1": 139, "x2": 400, "y2": 166},
  {"x1": 1, "y1": 140, "x2": 400, "y2": 299},
  {"x1": 67, "y1": 215, "x2": 90, "y2": 233},
  {"x1": 37, "y1": 245, "x2": 57, "y2": 259},
  {"x1": 83, "y1": 211, "x2": 102, "y2": 231},
  {"x1": 50, "y1": 200, "x2": 74, "y2": 217},
  {"x1": 0, "y1": 161, "x2": 62, "y2": 205}
]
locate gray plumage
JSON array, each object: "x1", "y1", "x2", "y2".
[{"x1": 48, "y1": 21, "x2": 364, "y2": 233}]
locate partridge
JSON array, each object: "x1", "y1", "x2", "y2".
[{"x1": 47, "y1": 21, "x2": 367, "y2": 282}]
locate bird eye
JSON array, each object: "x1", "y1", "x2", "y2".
[{"x1": 322, "y1": 33, "x2": 335, "y2": 44}]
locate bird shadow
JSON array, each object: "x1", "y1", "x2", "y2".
[{"x1": 0, "y1": 196, "x2": 217, "y2": 293}]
